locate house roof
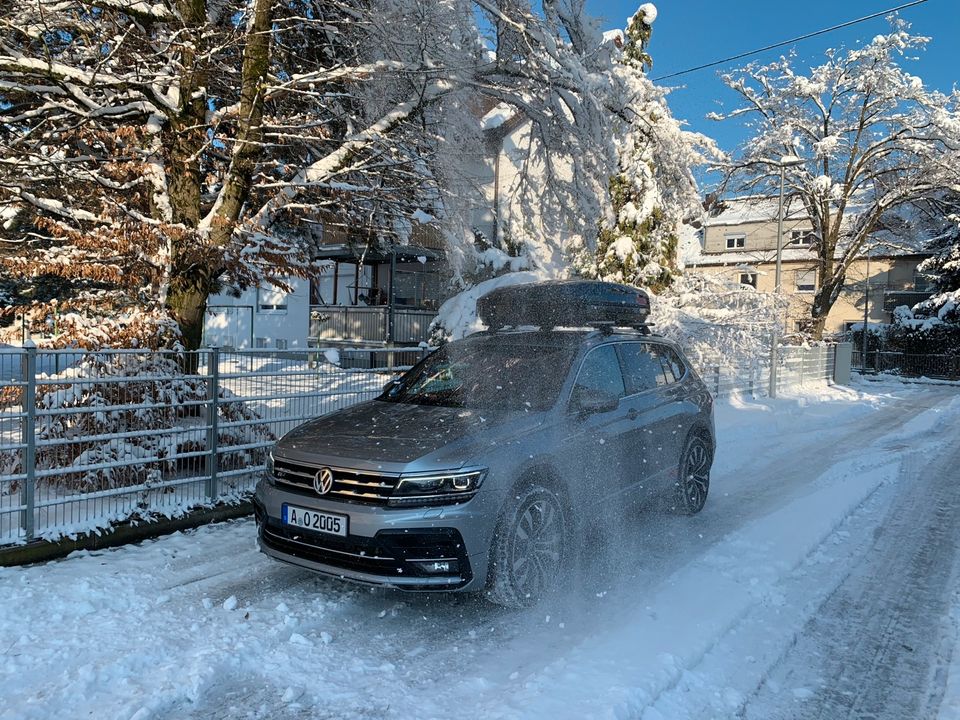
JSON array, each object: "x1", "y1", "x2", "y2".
[
  {"x1": 313, "y1": 243, "x2": 445, "y2": 263},
  {"x1": 702, "y1": 196, "x2": 809, "y2": 227}
]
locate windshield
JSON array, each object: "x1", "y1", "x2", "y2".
[{"x1": 382, "y1": 340, "x2": 576, "y2": 410}]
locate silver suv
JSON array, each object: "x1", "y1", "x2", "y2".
[{"x1": 254, "y1": 283, "x2": 715, "y2": 607}]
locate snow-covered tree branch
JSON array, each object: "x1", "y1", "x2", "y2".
[{"x1": 712, "y1": 19, "x2": 960, "y2": 339}]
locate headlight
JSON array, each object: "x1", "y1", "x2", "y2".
[
  {"x1": 388, "y1": 470, "x2": 486, "y2": 508},
  {"x1": 264, "y1": 451, "x2": 276, "y2": 483}
]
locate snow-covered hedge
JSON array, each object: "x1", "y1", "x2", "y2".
[
  {"x1": 854, "y1": 306, "x2": 960, "y2": 357},
  {"x1": 1, "y1": 352, "x2": 273, "y2": 491}
]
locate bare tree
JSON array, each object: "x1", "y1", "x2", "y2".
[
  {"x1": 0, "y1": 0, "x2": 637, "y2": 348},
  {"x1": 711, "y1": 20, "x2": 960, "y2": 339}
]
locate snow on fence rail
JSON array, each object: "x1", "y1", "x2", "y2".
[{"x1": 0, "y1": 343, "x2": 843, "y2": 546}]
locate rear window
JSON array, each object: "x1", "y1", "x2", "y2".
[{"x1": 382, "y1": 340, "x2": 577, "y2": 410}]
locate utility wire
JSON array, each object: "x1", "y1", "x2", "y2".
[{"x1": 650, "y1": 0, "x2": 932, "y2": 82}]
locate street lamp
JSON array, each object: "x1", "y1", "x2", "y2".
[
  {"x1": 862, "y1": 250, "x2": 871, "y2": 373},
  {"x1": 766, "y1": 154, "x2": 804, "y2": 398},
  {"x1": 773, "y1": 155, "x2": 804, "y2": 293}
]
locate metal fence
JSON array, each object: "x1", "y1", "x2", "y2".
[
  {"x1": 309, "y1": 305, "x2": 437, "y2": 344},
  {"x1": 0, "y1": 346, "x2": 427, "y2": 546},
  {"x1": 693, "y1": 344, "x2": 838, "y2": 398},
  {"x1": 0, "y1": 342, "x2": 843, "y2": 547},
  {"x1": 852, "y1": 350, "x2": 960, "y2": 380}
]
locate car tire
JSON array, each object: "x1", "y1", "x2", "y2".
[
  {"x1": 672, "y1": 434, "x2": 711, "y2": 515},
  {"x1": 486, "y1": 485, "x2": 569, "y2": 608}
]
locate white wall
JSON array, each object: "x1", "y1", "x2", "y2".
[{"x1": 203, "y1": 277, "x2": 310, "y2": 349}]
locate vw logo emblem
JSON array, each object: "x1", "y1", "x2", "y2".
[{"x1": 314, "y1": 467, "x2": 334, "y2": 495}]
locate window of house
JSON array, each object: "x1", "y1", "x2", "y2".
[
  {"x1": 739, "y1": 272, "x2": 757, "y2": 288},
  {"x1": 725, "y1": 234, "x2": 746, "y2": 250},
  {"x1": 790, "y1": 229, "x2": 815, "y2": 246},
  {"x1": 258, "y1": 286, "x2": 288, "y2": 314},
  {"x1": 275, "y1": 338, "x2": 288, "y2": 350},
  {"x1": 913, "y1": 272, "x2": 935, "y2": 292},
  {"x1": 795, "y1": 270, "x2": 816, "y2": 293}
]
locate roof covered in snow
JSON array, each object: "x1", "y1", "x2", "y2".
[{"x1": 702, "y1": 196, "x2": 809, "y2": 227}]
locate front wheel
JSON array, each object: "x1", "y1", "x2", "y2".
[
  {"x1": 673, "y1": 435, "x2": 711, "y2": 515},
  {"x1": 486, "y1": 485, "x2": 568, "y2": 608}
]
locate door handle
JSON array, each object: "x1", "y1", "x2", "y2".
[{"x1": 626, "y1": 408, "x2": 639, "y2": 421}]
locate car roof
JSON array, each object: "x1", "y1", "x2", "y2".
[{"x1": 455, "y1": 328, "x2": 668, "y2": 351}]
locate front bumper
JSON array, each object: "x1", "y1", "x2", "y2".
[{"x1": 253, "y1": 481, "x2": 493, "y2": 591}]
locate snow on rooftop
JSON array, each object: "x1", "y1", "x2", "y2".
[
  {"x1": 481, "y1": 102, "x2": 516, "y2": 132},
  {"x1": 702, "y1": 196, "x2": 808, "y2": 227},
  {"x1": 410, "y1": 209, "x2": 436, "y2": 224}
]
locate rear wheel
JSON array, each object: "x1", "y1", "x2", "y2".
[
  {"x1": 673, "y1": 435, "x2": 711, "y2": 515},
  {"x1": 486, "y1": 486, "x2": 568, "y2": 608}
]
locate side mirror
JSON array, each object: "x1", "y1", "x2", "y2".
[{"x1": 571, "y1": 387, "x2": 619, "y2": 417}]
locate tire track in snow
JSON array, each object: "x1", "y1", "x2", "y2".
[{"x1": 739, "y1": 414, "x2": 960, "y2": 720}]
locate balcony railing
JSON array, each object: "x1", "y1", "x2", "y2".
[{"x1": 309, "y1": 305, "x2": 437, "y2": 344}]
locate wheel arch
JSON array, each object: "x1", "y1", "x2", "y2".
[
  {"x1": 686, "y1": 421, "x2": 715, "y2": 460},
  {"x1": 506, "y1": 462, "x2": 573, "y2": 513}
]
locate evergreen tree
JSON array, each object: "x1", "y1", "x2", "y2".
[
  {"x1": 915, "y1": 195, "x2": 960, "y2": 323},
  {"x1": 583, "y1": 4, "x2": 710, "y2": 292}
]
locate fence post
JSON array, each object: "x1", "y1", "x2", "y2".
[
  {"x1": 768, "y1": 334, "x2": 778, "y2": 399},
  {"x1": 799, "y1": 348, "x2": 806, "y2": 386},
  {"x1": 713, "y1": 365, "x2": 721, "y2": 396},
  {"x1": 20, "y1": 341, "x2": 36, "y2": 541},
  {"x1": 206, "y1": 347, "x2": 220, "y2": 501}
]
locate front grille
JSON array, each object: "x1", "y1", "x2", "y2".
[
  {"x1": 273, "y1": 458, "x2": 399, "y2": 505},
  {"x1": 259, "y1": 520, "x2": 472, "y2": 586}
]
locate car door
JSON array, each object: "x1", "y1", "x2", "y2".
[
  {"x1": 650, "y1": 344, "x2": 698, "y2": 484},
  {"x1": 615, "y1": 341, "x2": 690, "y2": 496},
  {"x1": 559, "y1": 344, "x2": 633, "y2": 509}
]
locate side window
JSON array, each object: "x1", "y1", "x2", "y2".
[
  {"x1": 618, "y1": 343, "x2": 667, "y2": 394},
  {"x1": 571, "y1": 345, "x2": 624, "y2": 405},
  {"x1": 657, "y1": 346, "x2": 687, "y2": 383}
]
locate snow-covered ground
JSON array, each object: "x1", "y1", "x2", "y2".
[{"x1": 1, "y1": 380, "x2": 959, "y2": 720}]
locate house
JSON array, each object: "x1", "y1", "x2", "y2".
[
  {"x1": 203, "y1": 99, "x2": 545, "y2": 351},
  {"x1": 202, "y1": 220, "x2": 446, "y2": 350},
  {"x1": 683, "y1": 196, "x2": 934, "y2": 335}
]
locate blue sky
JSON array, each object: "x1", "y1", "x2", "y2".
[{"x1": 585, "y1": 0, "x2": 959, "y2": 156}]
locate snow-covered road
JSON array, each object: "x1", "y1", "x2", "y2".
[{"x1": 2, "y1": 380, "x2": 959, "y2": 720}]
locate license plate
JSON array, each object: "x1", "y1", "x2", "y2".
[{"x1": 282, "y1": 504, "x2": 348, "y2": 537}]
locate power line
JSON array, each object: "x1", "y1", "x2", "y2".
[{"x1": 650, "y1": 0, "x2": 933, "y2": 82}]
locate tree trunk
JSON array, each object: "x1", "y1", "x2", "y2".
[
  {"x1": 167, "y1": 275, "x2": 212, "y2": 365},
  {"x1": 209, "y1": 0, "x2": 272, "y2": 247}
]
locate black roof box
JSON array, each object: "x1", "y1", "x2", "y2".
[{"x1": 476, "y1": 280, "x2": 651, "y2": 331}]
